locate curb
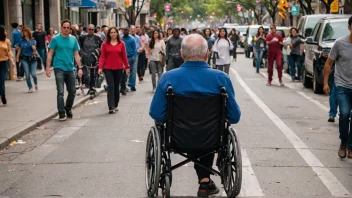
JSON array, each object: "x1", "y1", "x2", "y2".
[{"x1": 0, "y1": 88, "x2": 105, "y2": 151}]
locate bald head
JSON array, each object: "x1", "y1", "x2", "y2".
[
  {"x1": 88, "y1": 24, "x2": 95, "y2": 35},
  {"x1": 181, "y1": 34, "x2": 208, "y2": 61}
]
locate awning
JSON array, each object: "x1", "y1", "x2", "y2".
[{"x1": 66, "y1": 0, "x2": 97, "y2": 8}]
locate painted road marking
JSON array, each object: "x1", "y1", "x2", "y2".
[{"x1": 231, "y1": 68, "x2": 351, "y2": 197}]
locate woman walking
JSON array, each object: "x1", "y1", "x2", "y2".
[
  {"x1": 203, "y1": 28, "x2": 215, "y2": 66},
  {"x1": 212, "y1": 28, "x2": 233, "y2": 74},
  {"x1": 228, "y1": 29, "x2": 239, "y2": 61},
  {"x1": 254, "y1": 26, "x2": 266, "y2": 73},
  {"x1": 148, "y1": 30, "x2": 166, "y2": 93},
  {"x1": 288, "y1": 27, "x2": 304, "y2": 81},
  {"x1": 0, "y1": 25, "x2": 15, "y2": 105},
  {"x1": 16, "y1": 26, "x2": 38, "y2": 93},
  {"x1": 98, "y1": 27, "x2": 130, "y2": 114}
]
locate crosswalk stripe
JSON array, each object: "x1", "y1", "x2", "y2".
[{"x1": 231, "y1": 68, "x2": 352, "y2": 197}]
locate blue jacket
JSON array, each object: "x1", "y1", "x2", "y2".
[
  {"x1": 149, "y1": 61, "x2": 241, "y2": 124},
  {"x1": 11, "y1": 29, "x2": 22, "y2": 48},
  {"x1": 122, "y1": 35, "x2": 137, "y2": 58}
]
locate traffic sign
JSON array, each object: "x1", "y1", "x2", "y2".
[
  {"x1": 291, "y1": 5, "x2": 299, "y2": 15},
  {"x1": 165, "y1": 3, "x2": 171, "y2": 12},
  {"x1": 331, "y1": 0, "x2": 339, "y2": 13}
]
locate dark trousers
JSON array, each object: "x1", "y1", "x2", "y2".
[
  {"x1": 190, "y1": 152, "x2": 215, "y2": 181},
  {"x1": 267, "y1": 51, "x2": 282, "y2": 81},
  {"x1": 15, "y1": 49, "x2": 24, "y2": 78},
  {"x1": 137, "y1": 51, "x2": 146, "y2": 80},
  {"x1": 336, "y1": 86, "x2": 352, "y2": 149},
  {"x1": 289, "y1": 54, "x2": 302, "y2": 80},
  {"x1": 54, "y1": 68, "x2": 76, "y2": 116},
  {"x1": 104, "y1": 69, "x2": 123, "y2": 110},
  {"x1": 232, "y1": 47, "x2": 237, "y2": 59},
  {"x1": 0, "y1": 61, "x2": 8, "y2": 104}
]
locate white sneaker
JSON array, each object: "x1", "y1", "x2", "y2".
[
  {"x1": 152, "y1": 88, "x2": 156, "y2": 93},
  {"x1": 28, "y1": 89, "x2": 33, "y2": 93}
]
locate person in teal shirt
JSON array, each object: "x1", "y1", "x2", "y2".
[{"x1": 46, "y1": 19, "x2": 83, "y2": 121}]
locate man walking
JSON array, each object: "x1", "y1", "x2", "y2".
[
  {"x1": 121, "y1": 27, "x2": 137, "y2": 95},
  {"x1": 11, "y1": 22, "x2": 23, "y2": 80},
  {"x1": 33, "y1": 23, "x2": 47, "y2": 70},
  {"x1": 46, "y1": 19, "x2": 83, "y2": 121},
  {"x1": 166, "y1": 28, "x2": 183, "y2": 71},
  {"x1": 137, "y1": 27, "x2": 149, "y2": 82},
  {"x1": 266, "y1": 25, "x2": 284, "y2": 86},
  {"x1": 323, "y1": 16, "x2": 352, "y2": 159}
]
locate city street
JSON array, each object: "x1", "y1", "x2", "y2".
[{"x1": 0, "y1": 53, "x2": 351, "y2": 198}]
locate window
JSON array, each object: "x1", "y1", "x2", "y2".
[
  {"x1": 305, "y1": 17, "x2": 320, "y2": 37},
  {"x1": 322, "y1": 21, "x2": 347, "y2": 41},
  {"x1": 313, "y1": 23, "x2": 322, "y2": 42}
]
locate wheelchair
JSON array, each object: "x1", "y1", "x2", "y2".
[{"x1": 145, "y1": 86, "x2": 242, "y2": 198}]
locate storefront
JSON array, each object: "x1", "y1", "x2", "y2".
[{"x1": 22, "y1": 0, "x2": 35, "y2": 29}]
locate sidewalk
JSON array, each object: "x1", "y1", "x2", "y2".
[{"x1": 0, "y1": 71, "x2": 104, "y2": 150}]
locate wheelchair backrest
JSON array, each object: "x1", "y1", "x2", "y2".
[{"x1": 166, "y1": 86, "x2": 227, "y2": 152}]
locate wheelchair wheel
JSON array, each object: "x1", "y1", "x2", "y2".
[
  {"x1": 145, "y1": 127, "x2": 161, "y2": 197},
  {"x1": 223, "y1": 128, "x2": 242, "y2": 197},
  {"x1": 161, "y1": 175, "x2": 171, "y2": 198}
]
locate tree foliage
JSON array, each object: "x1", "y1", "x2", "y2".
[{"x1": 119, "y1": 0, "x2": 147, "y2": 25}]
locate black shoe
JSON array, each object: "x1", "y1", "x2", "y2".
[
  {"x1": 65, "y1": 108, "x2": 73, "y2": 119},
  {"x1": 120, "y1": 90, "x2": 127, "y2": 95},
  {"x1": 108, "y1": 109, "x2": 116, "y2": 114},
  {"x1": 328, "y1": 116, "x2": 335, "y2": 122},
  {"x1": 197, "y1": 180, "x2": 219, "y2": 197},
  {"x1": 130, "y1": 87, "x2": 136, "y2": 91},
  {"x1": 59, "y1": 115, "x2": 67, "y2": 121},
  {"x1": 1, "y1": 97, "x2": 6, "y2": 105}
]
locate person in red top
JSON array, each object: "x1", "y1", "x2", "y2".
[
  {"x1": 98, "y1": 27, "x2": 130, "y2": 114},
  {"x1": 266, "y1": 25, "x2": 284, "y2": 86}
]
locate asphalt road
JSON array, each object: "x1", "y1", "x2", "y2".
[{"x1": 0, "y1": 54, "x2": 351, "y2": 198}]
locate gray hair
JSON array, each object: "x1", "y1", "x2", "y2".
[{"x1": 181, "y1": 34, "x2": 208, "y2": 59}]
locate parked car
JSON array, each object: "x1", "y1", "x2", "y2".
[
  {"x1": 303, "y1": 16, "x2": 350, "y2": 94},
  {"x1": 244, "y1": 25, "x2": 269, "y2": 58}
]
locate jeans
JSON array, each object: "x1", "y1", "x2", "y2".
[
  {"x1": 336, "y1": 86, "x2": 352, "y2": 149},
  {"x1": 0, "y1": 61, "x2": 8, "y2": 104},
  {"x1": 104, "y1": 69, "x2": 123, "y2": 110},
  {"x1": 268, "y1": 51, "x2": 283, "y2": 81},
  {"x1": 37, "y1": 48, "x2": 46, "y2": 69},
  {"x1": 166, "y1": 57, "x2": 184, "y2": 71},
  {"x1": 54, "y1": 68, "x2": 76, "y2": 117},
  {"x1": 255, "y1": 47, "x2": 264, "y2": 73},
  {"x1": 150, "y1": 60, "x2": 163, "y2": 89},
  {"x1": 290, "y1": 54, "x2": 302, "y2": 80},
  {"x1": 137, "y1": 51, "x2": 146, "y2": 80},
  {"x1": 128, "y1": 57, "x2": 137, "y2": 88},
  {"x1": 217, "y1": 64, "x2": 230, "y2": 74},
  {"x1": 232, "y1": 47, "x2": 237, "y2": 59},
  {"x1": 15, "y1": 49, "x2": 24, "y2": 78},
  {"x1": 188, "y1": 152, "x2": 215, "y2": 181},
  {"x1": 21, "y1": 59, "x2": 38, "y2": 89},
  {"x1": 328, "y1": 74, "x2": 338, "y2": 117}
]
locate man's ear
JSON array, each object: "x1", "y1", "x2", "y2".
[{"x1": 180, "y1": 49, "x2": 185, "y2": 60}]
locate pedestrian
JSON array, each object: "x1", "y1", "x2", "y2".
[
  {"x1": 121, "y1": 27, "x2": 137, "y2": 94},
  {"x1": 288, "y1": 27, "x2": 304, "y2": 82},
  {"x1": 98, "y1": 27, "x2": 130, "y2": 114},
  {"x1": 130, "y1": 26, "x2": 141, "y2": 86},
  {"x1": 0, "y1": 25, "x2": 15, "y2": 106},
  {"x1": 137, "y1": 27, "x2": 149, "y2": 83},
  {"x1": 33, "y1": 23, "x2": 47, "y2": 70},
  {"x1": 149, "y1": 34, "x2": 241, "y2": 197},
  {"x1": 212, "y1": 28, "x2": 233, "y2": 74},
  {"x1": 166, "y1": 28, "x2": 183, "y2": 71},
  {"x1": 11, "y1": 22, "x2": 24, "y2": 81},
  {"x1": 323, "y1": 16, "x2": 352, "y2": 159},
  {"x1": 148, "y1": 30, "x2": 166, "y2": 93},
  {"x1": 327, "y1": 68, "x2": 338, "y2": 123},
  {"x1": 16, "y1": 26, "x2": 39, "y2": 93},
  {"x1": 266, "y1": 25, "x2": 284, "y2": 86},
  {"x1": 46, "y1": 19, "x2": 83, "y2": 121},
  {"x1": 228, "y1": 28, "x2": 239, "y2": 62},
  {"x1": 254, "y1": 26, "x2": 266, "y2": 73},
  {"x1": 45, "y1": 28, "x2": 55, "y2": 45},
  {"x1": 203, "y1": 28, "x2": 215, "y2": 66}
]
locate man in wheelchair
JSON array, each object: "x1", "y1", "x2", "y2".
[{"x1": 149, "y1": 34, "x2": 241, "y2": 197}]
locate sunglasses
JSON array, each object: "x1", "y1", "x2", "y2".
[{"x1": 62, "y1": 26, "x2": 70, "y2": 29}]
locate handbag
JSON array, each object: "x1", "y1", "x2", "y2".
[
  {"x1": 29, "y1": 54, "x2": 39, "y2": 62},
  {"x1": 95, "y1": 75, "x2": 105, "y2": 88}
]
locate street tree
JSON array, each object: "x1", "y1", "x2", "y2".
[
  {"x1": 232, "y1": 0, "x2": 260, "y2": 24},
  {"x1": 297, "y1": 0, "x2": 314, "y2": 15},
  {"x1": 207, "y1": 0, "x2": 238, "y2": 22},
  {"x1": 320, "y1": 0, "x2": 335, "y2": 13},
  {"x1": 119, "y1": 0, "x2": 147, "y2": 26}
]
